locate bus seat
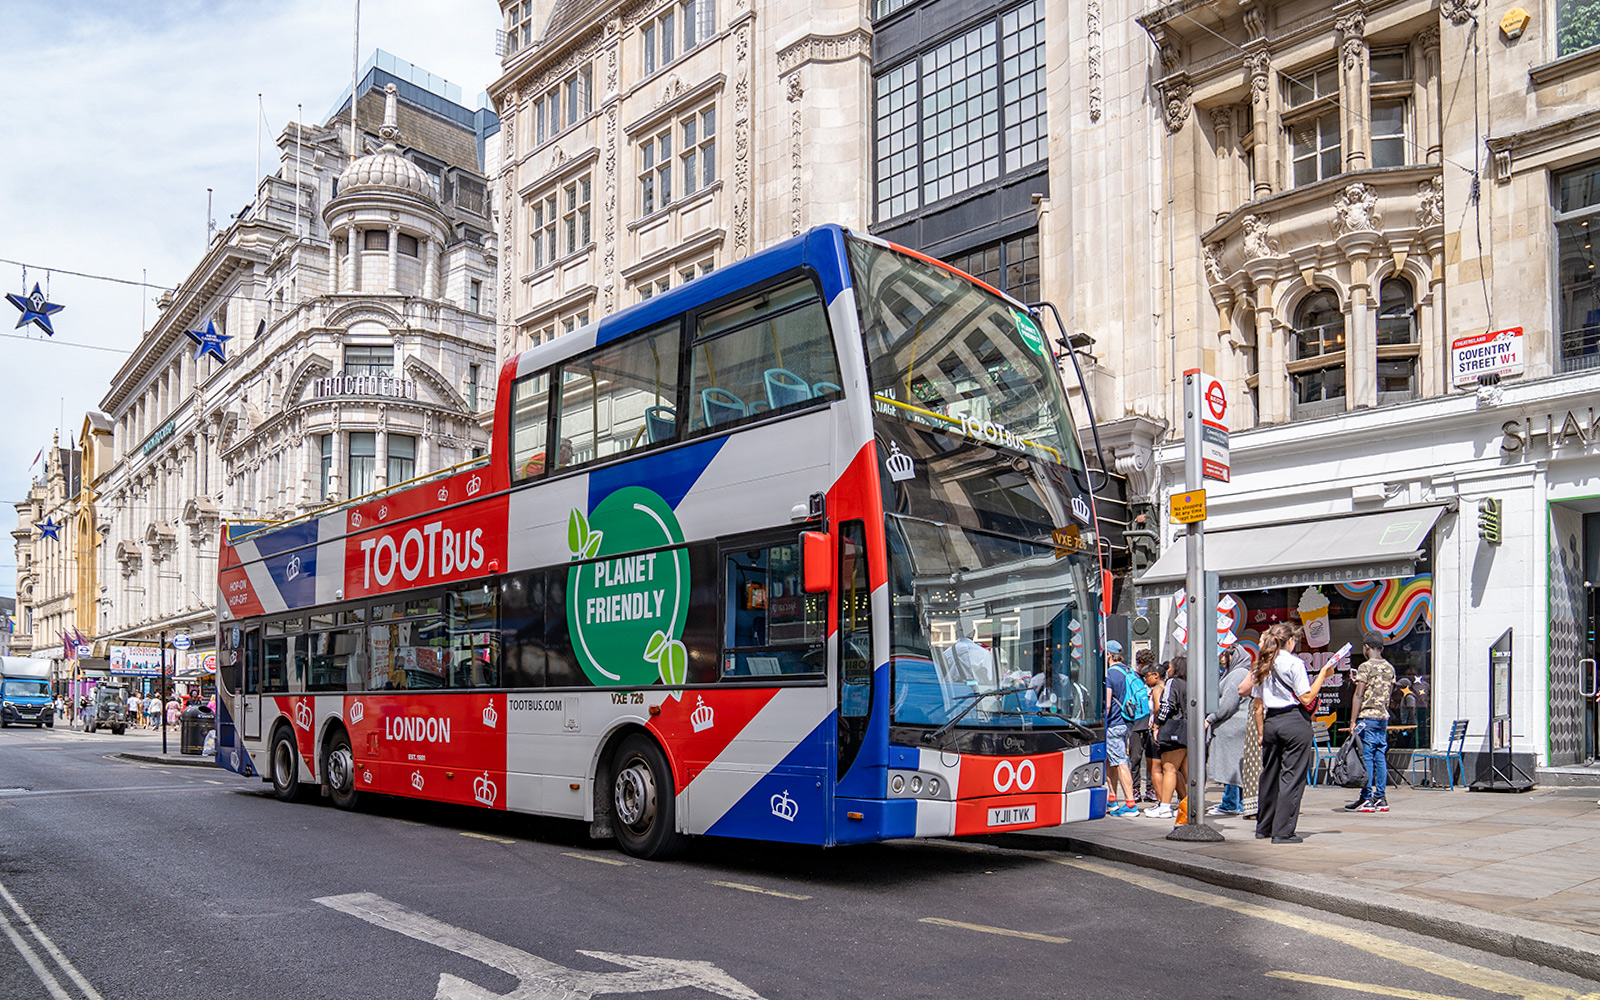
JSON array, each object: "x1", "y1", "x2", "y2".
[
  {"x1": 764, "y1": 368, "x2": 811, "y2": 409},
  {"x1": 812, "y1": 381, "x2": 843, "y2": 398},
  {"x1": 644, "y1": 405, "x2": 676, "y2": 443},
  {"x1": 701, "y1": 388, "x2": 747, "y2": 427},
  {"x1": 748, "y1": 401, "x2": 769, "y2": 413}
]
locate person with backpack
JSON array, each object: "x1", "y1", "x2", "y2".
[{"x1": 1103, "y1": 640, "x2": 1153, "y2": 816}]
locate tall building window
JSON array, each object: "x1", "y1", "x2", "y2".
[
  {"x1": 871, "y1": 0, "x2": 1047, "y2": 220},
  {"x1": 946, "y1": 231, "x2": 1041, "y2": 304},
  {"x1": 1369, "y1": 50, "x2": 1411, "y2": 169},
  {"x1": 348, "y1": 432, "x2": 376, "y2": 498},
  {"x1": 364, "y1": 229, "x2": 389, "y2": 251},
  {"x1": 531, "y1": 192, "x2": 557, "y2": 269},
  {"x1": 468, "y1": 364, "x2": 481, "y2": 411},
  {"x1": 534, "y1": 66, "x2": 592, "y2": 146},
  {"x1": 1558, "y1": 0, "x2": 1600, "y2": 57},
  {"x1": 643, "y1": 0, "x2": 715, "y2": 75},
  {"x1": 1556, "y1": 161, "x2": 1600, "y2": 372},
  {"x1": 397, "y1": 233, "x2": 419, "y2": 257},
  {"x1": 1283, "y1": 63, "x2": 1340, "y2": 187},
  {"x1": 1289, "y1": 289, "x2": 1346, "y2": 419},
  {"x1": 319, "y1": 435, "x2": 332, "y2": 501},
  {"x1": 506, "y1": 0, "x2": 535, "y2": 54},
  {"x1": 469, "y1": 279, "x2": 483, "y2": 314},
  {"x1": 681, "y1": 106, "x2": 716, "y2": 195},
  {"x1": 344, "y1": 345, "x2": 394, "y2": 377},
  {"x1": 388, "y1": 434, "x2": 416, "y2": 486},
  {"x1": 563, "y1": 176, "x2": 593, "y2": 254},
  {"x1": 640, "y1": 128, "x2": 673, "y2": 215},
  {"x1": 1376, "y1": 277, "x2": 1419, "y2": 403},
  {"x1": 561, "y1": 311, "x2": 591, "y2": 334}
]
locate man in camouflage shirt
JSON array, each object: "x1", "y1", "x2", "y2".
[{"x1": 1344, "y1": 631, "x2": 1397, "y2": 813}]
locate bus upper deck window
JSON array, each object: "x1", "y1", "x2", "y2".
[{"x1": 511, "y1": 372, "x2": 551, "y2": 481}]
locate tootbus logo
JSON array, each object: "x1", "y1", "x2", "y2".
[
  {"x1": 993, "y1": 759, "x2": 1036, "y2": 792},
  {"x1": 359, "y1": 520, "x2": 485, "y2": 588}
]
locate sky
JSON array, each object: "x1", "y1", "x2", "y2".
[{"x1": 0, "y1": 0, "x2": 502, "y2": 598}]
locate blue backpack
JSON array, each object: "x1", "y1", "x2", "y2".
[{"x1": 1112, "y1": 665, "x2": 1152, "y2": 723}]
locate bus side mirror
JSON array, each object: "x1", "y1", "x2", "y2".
[
  {"x1": 1102, "y1": 569, "x2": 1114, "y2": 617},
  {"x1": 802, "y1": 531, "x2": 834, "y2": 594}
]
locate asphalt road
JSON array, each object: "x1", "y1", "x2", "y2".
[{"x1": 1, "y1": 725, "x2": 1597, "y2": 1000}]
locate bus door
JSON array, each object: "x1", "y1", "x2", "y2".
[
  {"x1": 241, "y1": 626, "x2": 262, "y2": 741},
  {"x1": 836, "y1": 521, "x2": 872, "y2": 781}
]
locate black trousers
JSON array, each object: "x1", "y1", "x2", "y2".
[{"x1": 1257, "y1": 705, "x2": 1313, "y2": 839}]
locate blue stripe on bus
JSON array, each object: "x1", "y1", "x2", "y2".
[
  {"x1": 585, "y1": 434, "x2": 728, "y2": 513},
  {"x1": 705, "y1": 713, "x2": 832, "y2": 845},
  {"x1": 250, "y1": 520, "x2": 321, "y2": 609},
  {"x1": 592, "y1": 226, "x2": 848, "y2": 349},
  {"x1": 834, "y1": 796, "x2": 917, "y2": 845}
]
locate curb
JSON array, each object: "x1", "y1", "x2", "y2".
[
  {"x1": 114, "y1": 752, "x2": 219, "y2": 769},
  {"x1": 1019, "y1": 829, "x2": 1600, "y2": 983}
]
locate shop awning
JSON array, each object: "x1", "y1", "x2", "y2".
[{"x1": 1134, "y1": 504, "x2": 1447, "y2": 595}]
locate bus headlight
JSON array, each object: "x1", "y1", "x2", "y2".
[
  {"x1": 910, "y1": 776, "x2": 923, "y2": 794},
  {"x1": 891, "y1": 774, "x2": 906, "y2": 794},
  {"x1": 928, "y1": 777, "x2": 940, "y2": 796}
]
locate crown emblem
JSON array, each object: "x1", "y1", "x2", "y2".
[
  {"x1": 437, "y1": 486, "x2": 449, "y2": 502},
  {"x1": 482, "y1": 702, "x2": 499, "y2": 728},
  {"x1": 294, "y1": 700, "x2": 313, "y2": 731},
  {"x1": 285, "y1": 554, "x2": 301, "y2": 582},
  {"x1": 690, "y1": 697, "x2": 714, "y2": 733},
  {"x1": 466, "y1": 475, "x2": 482, "y2": 497},
  {"x1": 1071, "y1": 495, "x2": 1092, "y2": 524},
  {"x1": 378, "y1": 505, "x2": 389, "y2": 521},
  {"x1": 473, "y1": 772, "x2": 498, "y2": 806},
  {"x1": 351, "y1": 511, "x2": 363, "y2": 527},
  {"x1": 348, "y1": 700, "x2": 365, "y2": 724},
  {"x1": 885, "y1": 441, "x2": 915, "y2": 483},
  {"x1": 770, "y1": 790, "x2": 798, "y2": 822},
  {"x1": 229, "y1": 750, "x2": 239, "y2": 770},
  {"x1": 362, "y1": 769, "x2": 373, "y2": 785},
  {"x1": 411, "y1": 770, "x2": 425, "y2": 791}
]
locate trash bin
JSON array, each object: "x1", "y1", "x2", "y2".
[{"x1": 180, "y1": 705, "x2": 214, "y2": 756}]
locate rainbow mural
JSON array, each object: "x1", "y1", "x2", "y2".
[{"x1": 1334, "y1": 574, "x2": 1433, "y2": 642}]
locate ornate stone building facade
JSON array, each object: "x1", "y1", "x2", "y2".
[
  {"x1": 88, "y1": 57, "x2": 499, "y2": 672},
  {"x1": 9, "y1": 440, "x2": 82, "y2": 667},
  {"x1": 488, "y1": 0, "x2": 873, "y2": 367}
]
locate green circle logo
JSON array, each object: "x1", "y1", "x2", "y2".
[
  {"x1": 1013, "y1": 309, "x2": 1047, "y2": 355},
  {"x1": 566, "y1": 486, "x2": 691, "y2": 688}
]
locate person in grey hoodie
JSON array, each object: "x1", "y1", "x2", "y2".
[{"x1": 1205, "y1": 644, "x2": 1254, "y2": 816}]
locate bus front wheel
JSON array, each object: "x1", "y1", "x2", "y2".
[
  {"x1": 270, "y1": 728, "x2": 305, "y2": 802},
  {"x1": 610, "y1": 734, "x2": 687, "y2": 860},
  {"x1": 325, "y1": 730, "x2": 360, "y2": 811}
]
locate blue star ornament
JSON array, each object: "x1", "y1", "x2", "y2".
[
  {"x1": 7, "y1": 284, "x2": 64, "y2": 335},
  {"x1": 187, "y1": 319, "x2": 231, "y2": 363},
  {"x1": 35, "y1": 517, "x2": 61, "y2": 541}
]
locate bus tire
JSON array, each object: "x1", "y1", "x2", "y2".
[
  {"x1": 270, "y1": 727, "x2": 306, "y2": 802},
  {"x1": 324, "y1": 729, "x2": 360, "y2": 811},
  {"x1": 112, "y1": 726, "x2": 124, "y2": 736},
  {"x1": 610, "y1": 734, "x2": 687, "y2": 860}
]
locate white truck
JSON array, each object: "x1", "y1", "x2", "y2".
[{"x1": 0, "y1": 658, "x2": 55, "y2": 728}]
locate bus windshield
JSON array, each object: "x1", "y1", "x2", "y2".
[
  {"x1": 886, "y1": 515, "x2": 1104, "y2": 736},
  {"x1": 846, "y1": 236, "x2": 1083, "y2": 471}
]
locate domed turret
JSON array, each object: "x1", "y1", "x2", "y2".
[{"x1": 335, "y1": 84, "x2": 437, "y2": 204}]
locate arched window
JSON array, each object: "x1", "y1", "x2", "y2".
[
  {"x1": 1290, "y1": 289, "x2": 1345, "y2": 419},
  {"x1": 1376, "y1": 277, "x2": 1419, "y2": 404}
]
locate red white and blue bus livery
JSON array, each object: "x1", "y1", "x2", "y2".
[{"x1": 213, "y1": 225, "x2": 1108, "y2": 858}]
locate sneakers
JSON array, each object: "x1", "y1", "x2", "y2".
[
  {"x1": 1343, "y1": 797, "x2": 1370, "y2": 812},
  {"x1": 1205, "y1": 805, "x2": 1242, "y2": 817},
  {"x1": 1144, "y1": 804, "x2": 1174, "y2": 819},
  {"x1": 1375, "y1": 799, "x2": 1390, "y2": 812},
  {"x1": 1356, "y1": 798, "x2": 1390, "y2": 813},
  {"x1": 1107, "y1": 802, "x2": 1138, "y2": 817}
]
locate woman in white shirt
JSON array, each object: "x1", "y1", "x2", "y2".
[{"x1": 1244, "y1": 622, "x2": 1337, "y2": 843}]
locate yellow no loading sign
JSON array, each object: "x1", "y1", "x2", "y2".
[{"x1": 1169, "y1": 490, "x2": 1207, "y2": 524}]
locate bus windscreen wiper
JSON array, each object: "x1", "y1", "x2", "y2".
[{"x1": 921, "y1": 684, "x2": 1035, "y2": 745}]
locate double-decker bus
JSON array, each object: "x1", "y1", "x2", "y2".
[{"x1": 213, "y1": 225, "x2": 1108, "y2": 858}]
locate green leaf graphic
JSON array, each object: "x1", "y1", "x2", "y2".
[
  {"x1": 643, "y1": 630, "x2": 668, "y2": 664},
  {"x1": 567, "y1": 509, "x2": 586, "y2": 558},
  {"x1": 583, "y1": 531, "x2": 603, "y2": 558},
  {"x1": 659, "y1": 639, "x2": 688, "y2": 687}
]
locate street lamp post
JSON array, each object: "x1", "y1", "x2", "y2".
[{"x1": 160, "y1": 630, "x2": 168, "y2": 756}]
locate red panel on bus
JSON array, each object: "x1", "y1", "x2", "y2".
[
  {"x1": 343, "y1": 693, "x2": 508, "y2": 809},
  {"x1": 343, "y1": 467, "x2": 508, "y2": 599},
  {"x1": 954, "y1": 751, "x2": 1065, "y2": 800},
  {"x1": 953, "y1": 792, "x2": 1064, "y2": 834},
  {"x1": 218, "y1": 531, "x2": 266, "y2": 619},
  {"x1": 274, "y1": 695, "x2": 318, "y2": 779},
  {"x1": 648, "y1": 688, "x2": 781, "y2": 789}
]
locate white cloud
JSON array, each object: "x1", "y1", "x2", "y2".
[{"x1": 0, "y1": 0, "x2": 500, "y2": 597}]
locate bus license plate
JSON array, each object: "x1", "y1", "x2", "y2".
[{"x1": 987, "y1": 805, "x2": 1035, "y2": 827}]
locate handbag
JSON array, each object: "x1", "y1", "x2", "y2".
[{"x1": 1330, "y1": 735, "x2": 1368, "y2": 788}]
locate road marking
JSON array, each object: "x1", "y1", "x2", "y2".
[
  {"x1": 0, "y1": 784, "x2": 216, "y2": 799},
  {"x1": 0, "y1": 877, "x2": 104, "y2": 1000},
  {"x1": 1056, "y1": 857, "x2": 1600, "y2": 1000},
  {"x1": 317, "y1": 891, "x2": 767, "y2": 999},
  {"x1": 1268, "y1": 971, "x2": 1474, "y2": 1000},
  {"x1": 459, "y1": 831, "x2": 517, "y2": 845},
  {"x1": 563, "y1": 852, "x2": 634, "y2": 867},
  {"x1": 918, "y1": 917, "x2": 1069, "y2": 944},
  {"x1": 204, "y1": 779, "x2": 223, "y2": 785},
  {"x1": 709, "y1": 881, "x2": 812, "y2": 900}
]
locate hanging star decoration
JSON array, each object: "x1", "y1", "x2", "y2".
[
  {"x1": 187, "y1": 319, "x2": 231, "y2": 362},
  {"x1": 35, "y1": 517, "x2": 61, "y2": 541},
  {"x1": 6, "y1": 283, "x2": 65, "y2": 336}
]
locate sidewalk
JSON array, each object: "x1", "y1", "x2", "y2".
[{"x1": 1021, "y1": 783, "x2": 1600, "y2": 981}]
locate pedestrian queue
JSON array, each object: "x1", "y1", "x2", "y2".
[
  {"x1": 1205, "y1": 645, "x2": 1254, "y2": 817},
  {"x1": 1244, "y1": 622, "x2": 1343, "y2": 844}
]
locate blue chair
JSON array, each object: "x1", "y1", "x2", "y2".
[
  {"x1": 1308, "y1": 720, "x2": 1338, "y2": 786},
  {"x1": 1410, "y1": 719, "x2": 1469, "y2": 789},
  {"x1": 764, "y1": 368, "x2": 811, "y2": 409},
  {"x1": 701, "y1": 388, "x2": 747, "y2": 428},
  {"x1": 812, "y1": 380, "x2": 843, "y2": 398},
  {"x1": 644, "y1": 405, "x2": 676, "y2": 443}
]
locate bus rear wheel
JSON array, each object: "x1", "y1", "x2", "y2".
[
  {"x1": 270, "y1": 728, "x2": 305, "y2": 802},
  {"x1": 610, "y1": 734, "x2": 687, "y2": 860},
  {"x1": 325, "y1": 730, "x2": 360, "y2": 811}
]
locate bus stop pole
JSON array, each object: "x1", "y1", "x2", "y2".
[
  {"x1": 161, "y1": 630, "x2": 168, "y2": 757},
  {"x1": 1170, "y1": 371, "x2": 1223, "y2": 842}
]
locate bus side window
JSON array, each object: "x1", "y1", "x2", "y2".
[
  {"x1": 243, "y1": 628, "x2": 262, "y2": 694},
  {"x1": 262, "y1": 636, "x2": 287, "y2": 694},
  {"x1": 499, "y1": 570, "x2": 547, "y2": 688},
  {"x1": 510, "y1": 371, "x2": 552, "y2": 482},
  {"x1": 554, "y1": 321, "x2": 679, "y2": 470},
  {"x1": 448, "y1": 583, "x2": 500, "y2": 688},
  {"x1": 837, "y1": 520, "x2": 872, "y2": 777}
]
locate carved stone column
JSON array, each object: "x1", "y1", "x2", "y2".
[
  {"x1": 1247, "y1": 51, "x2": 1273, "y2": 198},
  {"x1": 423, "y1": 236, "x2": 439, "y2": 299},
  {"x1": 1417, "y1": 26, "x2": 1442, "y2": 165},
  {"x1": 1335, "y1": 184, "x2": 1383, "y2": 408},
  {"x1": 1210, "y1": 108, "x2": 1235, "y2": 221},
  {"x1": 1337, "y1": 11, "x2": 1370, "y2": 171},
  {"x1": 387, "y1": 224, "x2": 400, "y2": 294},
  {"x1": 345, "y1": 223, "x2": 359, "y2": 293}
]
